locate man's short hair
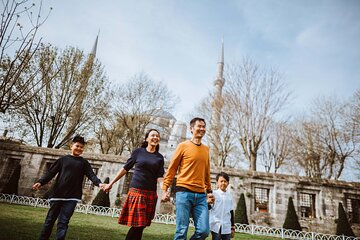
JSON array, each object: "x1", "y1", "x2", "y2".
[
  {"x1": 72, "y1": 135, "x2": 86, "y2": 145},
  {"x1": 189, "y1": 117, "x2": 206, "y2": 127},
  {"x1": 216, "y1": 171, "x2": 230, "y2": 182}
]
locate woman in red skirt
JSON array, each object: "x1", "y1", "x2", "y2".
[{"x1": 104, "y1": 129, "x2": 165, "y2": 240}]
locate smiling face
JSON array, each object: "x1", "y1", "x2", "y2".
[
  {"x1": 217, "y1": 176, "x2": 229, "y2": 192},
  {"x1": 71, "y1": 142, "x2": 85, "y2": 156},
  {"x1": 190, "y1": 120, "x2": 206, "y2": 139},
  {"x1": 146, "y1": 130, "x2": 160, "y2": 148}
]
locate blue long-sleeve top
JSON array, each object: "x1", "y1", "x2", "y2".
[
  {"x1": 38, "y1": 155, "x2": 101, "y2": 201},
  {"x1": 123, "y1": 147, "x2": 165, "y2": 191}
]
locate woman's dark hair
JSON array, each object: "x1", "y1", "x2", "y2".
[
  {"x1": 141, "y1": 128, "x2": 160, "y2": 152},
  {"x1": 216, "y1": 171, "x2": 230, "y2": 182}
]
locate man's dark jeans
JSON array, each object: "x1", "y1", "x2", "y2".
[{"x1": 39, "y1": 200, "x2": 77, "y2": 240}]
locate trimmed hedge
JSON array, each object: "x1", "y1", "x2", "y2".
[
  {"x1": 235, "y1": 193, "x2": 249, "y2": 224},
  {"x1": 336, "y1": 202, "x2": 355, "y2": 237},
  {"x1": 92, "y1": 177, "x2": 110, "y2": 207},
  {"x1": 283, "y1": 196, "x2": 301, "y2": 231}
]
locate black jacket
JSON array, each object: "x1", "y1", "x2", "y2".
[{"x1": 38, "y1": 155, "x2": 101, "y2": 200}]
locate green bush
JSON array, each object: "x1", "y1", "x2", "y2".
[
  {"x1": 91, "y1": 177, "x2": 110, "y2": 207},
  {"x1": 114, "y1": 193, "x2": 121, "y2": 208},
  {"x1": 283, "y1": 197, "x2": 301, "y2": 231},
  {"x1": 235, "y1": 193, "x2": 249, "y2": 224},
  {"x1": 336, "y1": 202, "x2": 355, "y2": 237}
]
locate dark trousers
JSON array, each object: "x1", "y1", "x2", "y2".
[
  {"x1": 125, "y1": 226, "x2": 145, "y2": 240},
  {"x1": 211, "y1": 230, "x2": 231, "y2": 240},
  {"x1": 39, "y1": 200, "x2": 77, "y2": 240}
]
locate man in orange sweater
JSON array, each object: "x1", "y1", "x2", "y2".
[{"x1": 161, "y1": 117, "x2": 214, "y2": 240}]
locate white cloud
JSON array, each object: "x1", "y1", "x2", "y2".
[{"x1": 29, "y1": 0, "x2": 360, "y2": 120}]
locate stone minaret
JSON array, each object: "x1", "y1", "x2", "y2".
[
  {"x1": 212, "y1": 40, "x2": 225, "y2": 124},
  {"x1": 91, "y1": 31, "x2": 99, "y2": 57},
  {"x1": 209, "y1": 40, "x2": 225, "y2": 166},
  {"x1": 58, "y1": 33, "x2": 100, "y2": 147}
]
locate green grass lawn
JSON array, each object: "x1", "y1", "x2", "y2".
[{"x1": 0, "y1": 202, "x2": 279, "y2": 239}]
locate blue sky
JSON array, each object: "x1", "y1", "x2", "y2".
[{"x1": 35, "y1": 0, "x2": 360, "y2": 121}]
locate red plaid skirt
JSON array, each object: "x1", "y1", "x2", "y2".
[{"x1": 118, "y1": 187, "x2": 158, "y2": 227}]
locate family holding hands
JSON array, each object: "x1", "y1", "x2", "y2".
[{"x1": 33, "y1": 117, "x2": 235, "y2": 240}]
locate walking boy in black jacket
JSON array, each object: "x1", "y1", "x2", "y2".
[{"x1": 32, "y1": 135, "x2": 104, "y2": 240}]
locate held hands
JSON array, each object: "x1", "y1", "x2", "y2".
[
  {"x1": 101, "y1": 183, "x2": 112, "y2": 193},
  {"x1": 161, "y1": 190, "x2": 170, "y2": 203},
  {"x1": 99, "y1": 183, "x2": 106, "y2": 192},
  {"x1": 207, "y1": 193, "x2": 215, "y2": 204},
  {"x1": 231, "y1": 227, "x2": 235, "y2": 238},
  {"x1": 33, "y1": 183, "x2": 110, "y2": 192},
  {"x1": 32, "y1": 182, "x2": 41, "y2": 190}
]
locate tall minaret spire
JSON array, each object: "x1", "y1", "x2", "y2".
[
  {"x1": 64, "y1": 32, "x2": 100, "y2": 146},
  {"x1": 91, "y1": 30, "x2": 100, "y2": 57},
  {"x1": 212, "y1": 39, "x2": 225, "y2": 128},
  {"x1": 209, "y1": 39, "x2": 225, "y2": 167},
  {"x1": 216, "y1": 38, "x2": 224, "y2": 83}
]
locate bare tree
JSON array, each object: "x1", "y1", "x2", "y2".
[
  {"x1": 290, "y1": 119, "x2": 331, "y2": 179},
  {"x1": 12, "y1": 44, "x2": 110, "y2": 148},
  {"x1": 313, "y1": 97, "x2": 357, "y2": 179},
  {"x1": 259, "y1": 121, "x2": 292, "y2": 173},
  {"x1": 195, "y1": 94, "x2": 237, "y2": 167},
  {"x1": 113, "y1": 72, "x2": 177, "y2": 153},
  {"x1": 352, "y1": 90, "x2": 360, "y2": 178},
  {"x1": 93, "y1": 117, "x2": 127, "y2": 155},
  {"x1": 290, "y1": 96, "x2": 358, "y2": 179},
  {"x1": 225, "y1": 59, "x2": 290, "y2": 171},
  {"x1": 351, "y1": 89, "x2": 360, "y2": 141},
  {"x1": 0, "y1": 0, "x2": 51, "y2": 114}
]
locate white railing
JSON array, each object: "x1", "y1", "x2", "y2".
[
  {"x1": 234, "y1": 224, "x2": 359, "y2": 240},
  {"x1": 0, "y1": 194, "x2": 358, "y2": 240}
]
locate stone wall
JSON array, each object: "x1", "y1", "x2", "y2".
[
  {"x1": 0, "y1": 139, "x2": 359, "y2": 236},
  {"x1": 0, "y1": 140, "x2": 126, "y2": 206},
  {"x1": 219, "y1": 168, "x2": 360, "y2": 235}
]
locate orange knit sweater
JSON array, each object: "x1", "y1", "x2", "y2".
[{"x1": 162, "y1": 140, "x2": 212, "y2": 193}]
